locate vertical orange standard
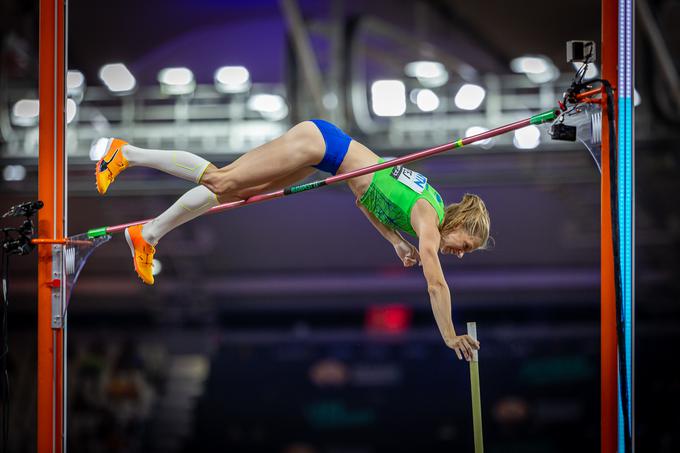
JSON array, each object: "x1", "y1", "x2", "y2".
[
  {"x1": 601, "y1": 0, "x2": 618, "y2": 451},
  {"x1": 38, "y1": 0, "x2": 66, "y2": 452}
]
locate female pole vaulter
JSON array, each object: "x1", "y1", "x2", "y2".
[{"x1": 95, "y1": 120, "x2": 486, "y2": 360}]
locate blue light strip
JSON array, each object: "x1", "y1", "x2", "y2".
[{"x1": 617, "y1": 0, "x2": 634, "y2": 451}]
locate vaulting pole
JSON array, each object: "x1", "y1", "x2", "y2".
[{"x1": 467, "y1": 322, "x2": 484, "y2": 453}]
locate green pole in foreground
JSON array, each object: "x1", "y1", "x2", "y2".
[{"x1": 468, "y1": 321, "x2": 484, "y2": 453}]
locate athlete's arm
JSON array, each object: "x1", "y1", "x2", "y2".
[
  {"x1": 355, "y1": 200, "x2": 420, "y2": 266},
  {"x1": 412, "y1": 206, "x2": 479, "y2": 360}
]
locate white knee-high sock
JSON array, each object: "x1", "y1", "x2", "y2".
[
  {"x1": 123, "y1": 144, "x2": 212, "y2": 184},
  {"x1": 141, "y1": 185, "x2": 219, "y2": 245}
]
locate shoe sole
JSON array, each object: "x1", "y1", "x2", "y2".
[{"x1": 124, "y1": 227, "x2": 136, "y2": 260}]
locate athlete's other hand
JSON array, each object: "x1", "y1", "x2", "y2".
[
  {"x1": 394, "y1": 240, "x2": 420, "y2": 267},
  {"x1": 446, "y1": 335, "x2": 480, "y2": 361}
]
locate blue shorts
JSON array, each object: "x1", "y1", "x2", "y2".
[{"x1": 310, "y1": 119, "x2": 352, "y2": 175}]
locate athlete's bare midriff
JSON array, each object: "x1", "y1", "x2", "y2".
[{"x1": 336, "y1": 140, "x2": 381, "y2": 200}]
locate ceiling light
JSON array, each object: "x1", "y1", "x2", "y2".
[
  {"x1": 510, "y1": 55, "x2": 559, "y2": 84},
  {"x1": 99, "y1": 63, "x2": 136, "y2": 94},
  {"x1": 415, "y1": 89, "x2": 439, "y2": 112},
  {"x1": 89, "y1": 138, "x2": 110, "y2": 161},
  {"x1": 66, "y1": 98, "x2": 77, "y2": 124},
  {"x1": 404, "y1": 61, "x2": 449, "y2": 88},
  {"x1": 465, "y1": 126, "x2": 492, "y2": 147},
  {"x1": 247, "y1": 94, "x2": 289, "y2": 121},
  {"x1": 67, "y1": 70, "x2": 86, "y2": 102},
  {"x1": 158, "y1": 67, "x2": 196, "y2": 96},
  {"x1": 454, "y1": 84, "x2": 486, "y2": 110},
  {"x1": 11, "y1": 99, "x2": 39, "y2": 127},
  {"x1": 215, "y1": 66, "x2": 251, "y2": 94},
  {"x1": 513, "y1": 125, "x2": 541, "y2": 149},
  {"x1": 371, "y1": 80, "x2": 406, "y2": 117}
]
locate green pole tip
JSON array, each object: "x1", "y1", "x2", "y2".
[
  {"x1": 87, "y1": 227, "x2": 108, "y2": 239},
  {"x1": 530, "y1": 109, "x2": 559, "y2": 125}
]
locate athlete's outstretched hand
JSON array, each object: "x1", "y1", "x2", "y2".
[
  {"x1": 394, "y1": 240, "x2": 420, "y2": 267},
  {"x1": 446, "y1": 335, "x2": 481, "y2": 361}
]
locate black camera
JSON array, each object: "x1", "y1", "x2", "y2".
[
  {"x1": 1, "y1": 200, "x2": 43, "y2": 256},
  {"x1": 550, "y1": 123, "x2": 577, "y2": 142},
  {"x1": 566, "y1": 40, "x2": 596, "y2": 63},
  {"x1": 2, "y1": 200, "x2": 44, "y2": 218}
]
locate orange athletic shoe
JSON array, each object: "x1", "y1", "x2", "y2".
[
  {"x1": 95, "y1": 138, "x2": 129, "y2": 195},
  {"x1": 124, "y1": 224, "x2": 155, "y2": 285}
]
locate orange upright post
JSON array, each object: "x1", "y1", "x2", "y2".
[
  {"x1": 38, "y1": 0, "x2": 66, "y2": 451},
  {"x1": 601, "y1": 0, "x2": 618, "y2": 451}
]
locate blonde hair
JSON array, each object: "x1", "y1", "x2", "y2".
[{"x1": 439, "y1": 193, "x2": 492, "y2": 250}]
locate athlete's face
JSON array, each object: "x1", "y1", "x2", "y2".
[{"x1": 439, "y1": 228, "x2": 479, "y2": 259}]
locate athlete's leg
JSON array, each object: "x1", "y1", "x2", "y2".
[
  {"x1": 135, "y1": 121, "x2": 325, "y2": 243},
  {"x1": 98, "y1": 121, "x2": 323, "y2": 195},
  {"x1": 120, "y1": 121, "x2": 326, "y2": 284},
  {"x1": 95, "y1": 137, "x2": 215, "y2": 195},
  {"x1": 200, "y1": 121, "x2": 324, "y2": 198},
  {"x1": 124, "y1": 176, "x2": 214, "y2": 283},
  {"x1": 131, "y1": 122, "x2": 322, "y2": 246},
  {"x1": 126, "y1": 167, "x2": 312, "y2": 284},
  {"x1": 122, "y1": 144, "x2": 212, "y2": 183},
  {"x1": 228, "y1": 167, "x2": 317, "y2": 201},
  {"x1": 141, "y1": 167, "x2": 316, "y2": 245},
  {"x1": 141, "y1": 185, "x2": 219, "y2": 246}
]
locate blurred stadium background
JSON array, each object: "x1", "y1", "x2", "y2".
[{"x1": 1, "y1": 0, "x2": 679, "y2": 451}]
